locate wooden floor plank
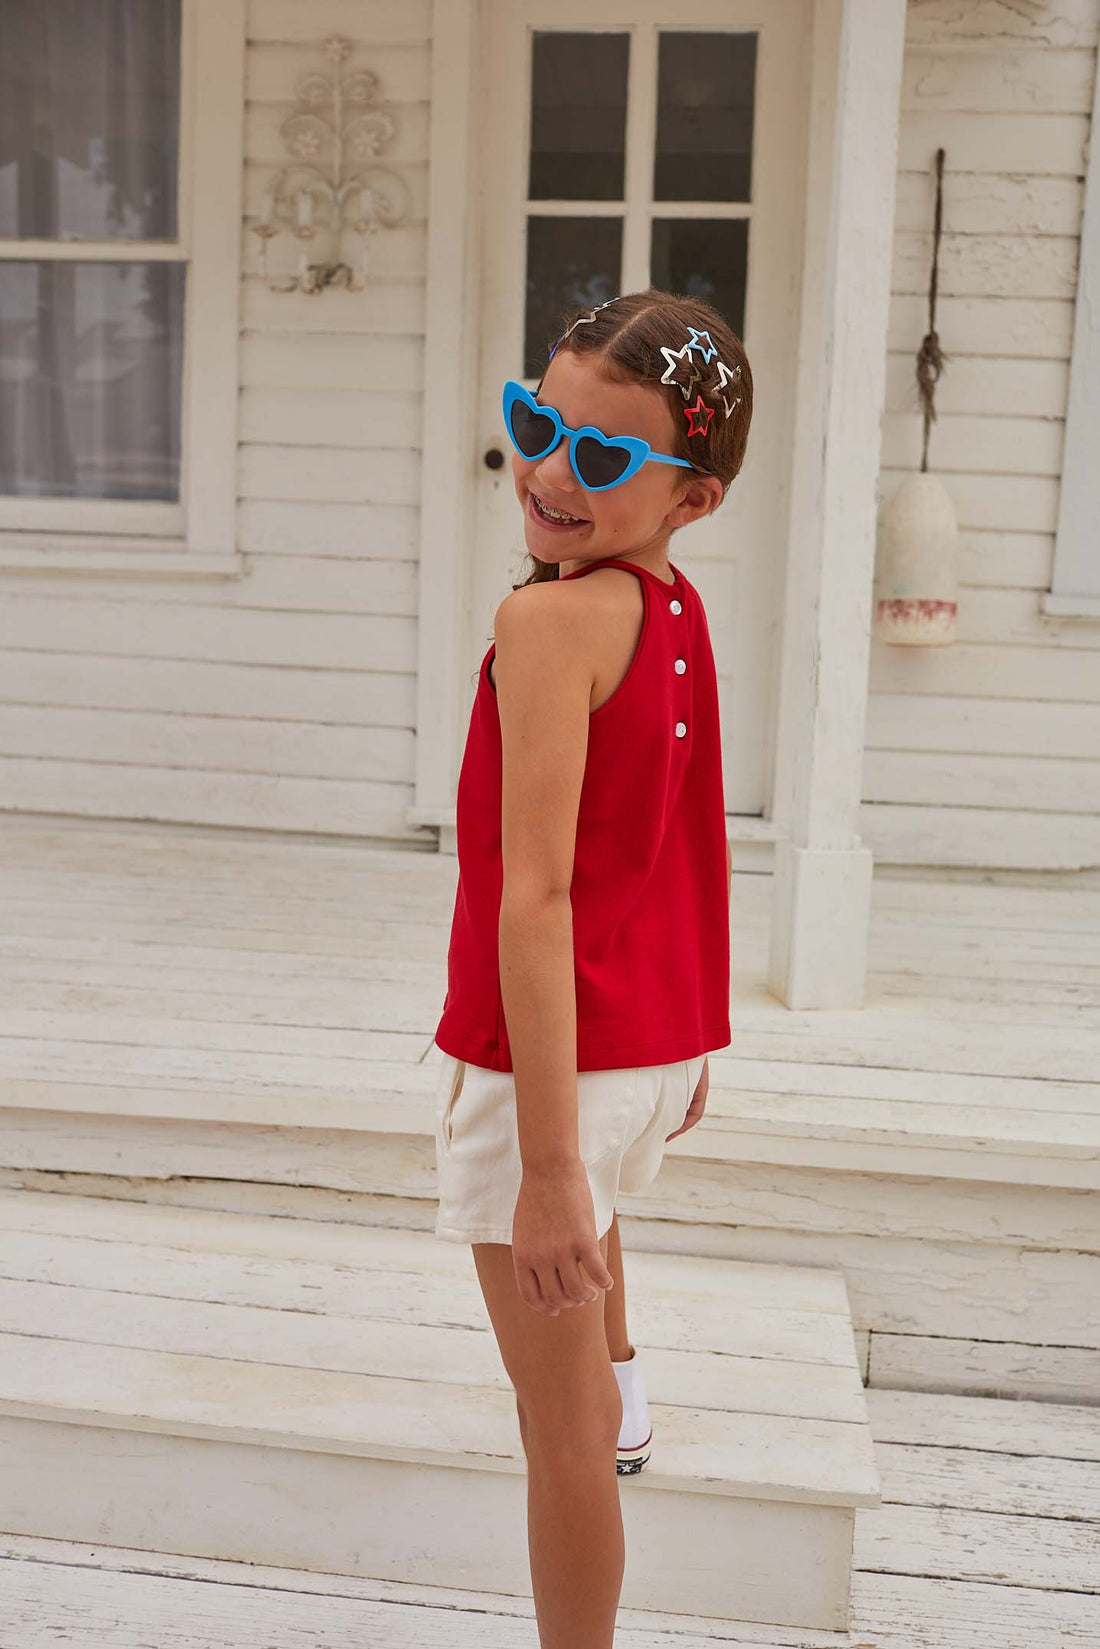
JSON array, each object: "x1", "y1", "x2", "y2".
[
  {"x1": 1, "y1": 1512, "x2": 1097, "y2": 1648},
  {"x1": 0, "y1": 1332, "x2": 880, "y2": 1505},
  {"x1": 0, "y1": 1277, "x2": 868, "y2": 1425},
  {"x1": 0, "y1": 1538, "x2": 853, "y2": 1648},
  {"x1": 0, "y1": 1188, "x2": 851, "y2": 1313},
  {"x1": 850, "y1": 1570, "x2": 1099, "y2": 1648},
  {"x1": 873, "y1": 1440, "x2": 1100, "y2": 1519},
  {"x1": 2, "y1": 815, "x2": 1096, "y2": 1193},
  {"x1": 0, "y1": 1234, "x2": 861, "y2": 1367},
  {"x1": 854, "y1": 1501, "x2": 1099, "y2": 1592},
  {"x1": 865, "y1": 1387, "x2": 1100, "y2": 1461}
]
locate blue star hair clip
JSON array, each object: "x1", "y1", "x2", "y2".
[{"x1": 686, "y1": 327, "x2": 719, "y2": 365}]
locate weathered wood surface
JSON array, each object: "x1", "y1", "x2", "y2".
[
  {"x1": 0, "y1": 1183, "x2": 876, "y2": 1630},
  {"x1": 0, "y1": 817, "x2": 1097, "y2": 1386},
  {"x1": 1, "y1": 1383, "x2": 1095, "y2": 1646}
]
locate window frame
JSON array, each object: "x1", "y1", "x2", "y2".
[
  {"x1": 1041, "y1": 42, "x2": 1100, "y2": 622},
  {"x1": 0, "y1": 0, "x2": 245, "y2": 577}
]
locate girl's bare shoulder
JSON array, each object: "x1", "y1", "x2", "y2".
[
  {"x1": 495, "y1": 568, "x2": 637, "y2": 625},
  {"x1": 491, "y1": 578, "x2": 609, "y2": 698}
]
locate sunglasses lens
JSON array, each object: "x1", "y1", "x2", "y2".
[
  {"x1": 574, "y1": 436, "x2": 632, "y2": 489},
  {"x1": 509, "y1": 399, "x2": 558, "y2": 459}
]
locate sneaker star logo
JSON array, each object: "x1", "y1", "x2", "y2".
[{"x1": 683, "y1": 394, "x2": 715, "y2": 437}]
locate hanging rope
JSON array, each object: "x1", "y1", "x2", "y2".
[{"x1": 915, "y1": 147, "x2": 949, "y2": 473}]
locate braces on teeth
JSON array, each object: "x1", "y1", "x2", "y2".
[{"x1": 535, "y1": 495, "x2": 582, "y2": 522}]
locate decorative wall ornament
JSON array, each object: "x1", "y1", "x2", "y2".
[{"x1": 251, "y1": 35, "x2": 409, "y2": 295}]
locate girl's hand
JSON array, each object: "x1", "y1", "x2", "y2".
[
  {"x1": 665, "y1": 1056, "x2": 709, "y2": 1143},
  {"x1": 512, "y1": 1160, "x2": 616, "y2": 1317}
]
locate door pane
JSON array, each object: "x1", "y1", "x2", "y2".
[
  {"x1": 0, "y1": 0, "x2": 181, "y2": 240},
  {"x1": 654, "y1": 31, "x2": 756, "y2": 202},
  {"x1": 525, "y1": 217, "x2": 622, "y2": 379},
  {"x1": 529, "y1": 32, "x2": 629, "y2": 201},
  {"x1": 0, "y1": 260, "x2": 184, "y2": 499},
  {"x1": 651, "y1": 217, "x2": 747, "y2": 338}
]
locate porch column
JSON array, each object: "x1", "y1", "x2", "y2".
[{"x1": 767, "y1": 0, "x2": 908, "y2": 1008}]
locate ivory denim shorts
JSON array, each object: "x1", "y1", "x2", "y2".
[{"x1": 432, "y1": 1041, "x2": 708, "y2": 1246}]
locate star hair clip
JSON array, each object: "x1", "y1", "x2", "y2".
[{"x1": 659, "y1": 325, "x2": 743, "y2": 435}]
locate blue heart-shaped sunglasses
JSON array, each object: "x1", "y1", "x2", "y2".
[{"x1": 502, "y1": 380, "x2": 697, "y2": 492}]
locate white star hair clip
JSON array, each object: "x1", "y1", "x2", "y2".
[
  {"x1": 659, "y1": 340, "x2": 704, "y2": 402},
  {"x1": 711, "y1": 357, "x2": 743, "y2": 418}
]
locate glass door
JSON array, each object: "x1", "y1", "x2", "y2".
[
  {"x1": 476, "y1": 1, "x2": 810, "y2": 817},
  {"x1": 523, "y1": 28, "x2": 753, "y2": 377}
]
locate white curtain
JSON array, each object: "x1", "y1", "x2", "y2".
[{"x1": 0, "y1": 0, "x2": 183, "y2": 500}]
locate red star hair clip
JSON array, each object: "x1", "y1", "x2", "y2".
[{"x1": 683, "y1": 394, "x2": 715, "y2": 438}]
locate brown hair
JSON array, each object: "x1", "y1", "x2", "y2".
[{"x1": 515, "y1": 287, "x2": 753, "y2": 588}]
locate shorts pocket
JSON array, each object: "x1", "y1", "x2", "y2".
[
  {"x1": 438, "y1": 1054, "x2": 466, "y2": 1151},
  {"x1": 578, "y1": 1065, "x2": 643, "y2": 1167}
]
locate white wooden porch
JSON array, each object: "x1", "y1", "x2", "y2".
[
  {"x1": 3, "y1": 1376, "x2": 1098, "y2": 1649},
  {"x1": 0, "y1": 813, "x2": 1097, "y2": 1642}
]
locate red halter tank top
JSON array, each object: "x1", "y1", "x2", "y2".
[{"x1": 434, "y1": 554, "x2": 731, "y2": 1072}]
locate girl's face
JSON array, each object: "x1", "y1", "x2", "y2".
[{"x1": 512, "y1": 348, "x2": 724, "y2": 567}]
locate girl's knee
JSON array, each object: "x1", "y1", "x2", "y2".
[
  {"x1": 521, "y1": 1405, "x2": 621, "y2": 1460},
  {"x1": 516, "y1": 1372, "x2": 621, "y2": 1450}
]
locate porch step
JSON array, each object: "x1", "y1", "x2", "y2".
[
  {"x1": 4, "y1": 1039, "x2": 1097, "y2": 1190},
  {"x1": 0, "y1": 1188, "x2": 880, "y2": 1632}
]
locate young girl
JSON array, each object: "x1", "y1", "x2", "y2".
[{"x1": 431, "y1": 288, "x2": 752, "y2": 1648}]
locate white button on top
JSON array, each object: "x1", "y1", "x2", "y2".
[
  {"x1": 669, "y1": 599, "x2": 682, "y2": 614},
  {"x1": 675, "y1": 721, "x2": 687, "y2": 738},
  {"x1": 674, "y1": 657, "x2": 687, "y2": 674}
]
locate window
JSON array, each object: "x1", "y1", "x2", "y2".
[
  {"x1": 0, "y1": 0, "x2": 245, "y2": 574},
  {"x1": 1042, "y1": 42, "x2": 1100, "y2": 620},
  {"x1": 522, "y1": 28, "x2": 754, "y2": 381}
]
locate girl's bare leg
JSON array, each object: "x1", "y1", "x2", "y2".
[
  {"x1": 602, "y1": 1210, "x2": 633, "y2": 1362},
  {"x1": 472, "y1": 1233, "x2": 623, "y2": 1649}
]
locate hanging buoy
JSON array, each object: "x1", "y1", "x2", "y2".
[
  {"x1": 874, "y1": 146, "x2": 959, "y2": 647},
  {"x1": 874, "y1": 471, "x2": 958, "y2": 645}
]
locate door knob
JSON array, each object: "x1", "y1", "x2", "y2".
[{"x1": 483, "y1": 447, "x2": 505, "y2": 470}]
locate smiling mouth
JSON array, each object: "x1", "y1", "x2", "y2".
[{"x1": 529, "y1": 490, "x2": 588, "y2": 526}]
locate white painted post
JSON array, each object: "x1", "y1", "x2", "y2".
[
  {"x1": 767, "y1": 0, "x2": 907, "y2": 1007},
  {"x1": 406, "y1": 0, "x2": 481, "y2": 847}
]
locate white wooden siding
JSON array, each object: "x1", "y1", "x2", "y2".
[
  {"x1": 868, "y1": 0, "x2": 1100, "y2": 869},
  {"x1": 0, "y1": 0, "x2": 432, "y2": 842},
  {"x1": 0, "y1": 0, "x2": 1097, "y2": 866}
]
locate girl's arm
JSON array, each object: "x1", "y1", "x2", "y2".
[
  {"x1": 493, "y1": 583, "x2": 592, "y2": 1171},
  {"x1": 492, "y1": 584, "x2": 615, "y2": 1314}
]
